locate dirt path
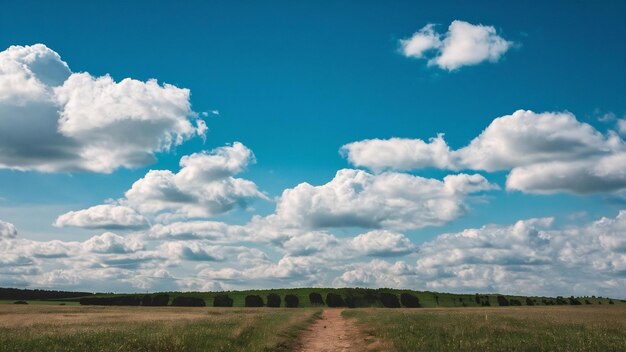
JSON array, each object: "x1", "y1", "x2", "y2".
[{"x1": 293, "y1": 309, "x2": 381, "y2": 352}]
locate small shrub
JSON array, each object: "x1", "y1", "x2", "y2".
[
  {"x1": 510, "y1": 299, "x2": 522, "y2": 306},
  {"x1": 245, "y1": 295, "x2": 264, "y2": 307},
  {"x1": 400, "y1": 293, "x2": 420, "y2": 308},
  {"x1": 609, "y1": 300, "x2": 615, "y2": 305},
  {"x1": 285, "y1": 294, "x2": 299, "y2": 308},
  {"x1": 526, "y1": 298, "x2": 535, "y2": 306},
  {"x1": 267, "y1": 293, "x2": 281, "y2": 308},
  {"x1": 309, "y1": 292, "x2": 324, "y2": 306},
  {"x1": 13, "y1": 301, "x2": 28, "y2": 304},
  {"x1": 213, "y1": 294, "x2": 233, "y2": 307},
  {"x1": 326, "y1": 293, "x2": 345, "y2": 307},
  {"x1": 585, "y1": 299, "x2": 591, "y2": 305},
  {"x1": 379, "y1": 293, "x2": 401, "y2": 308}
]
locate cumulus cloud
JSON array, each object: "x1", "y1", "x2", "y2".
[
  {"x1": 349, "y1": 230, "x2": 416, "y2": 257},
  {"x1": 82, "y1": 232, "x2": 144, "y2": 254},
  {"x1": 259, "y1": 169, "x2": 496, "y2": 231},
  {"x1": 61, "y1": 143, "x2": 266, "y2": 221},
  {"x1": 54, "y1": 205, "x2": 148, "y2": 230},
  {"x1": 0, "y1": 44, "x2": 205, "y2": 173},
  {"x1": 122, "y1": 142, "x2": 266, "y2": 219},
  {"x1": 148, "y1": 221, "x2": 248, "y2": 241},
  {"x1": 342, "y1": 110, "x2": 626, "y2": 194},
  {"x1": 400, "y1": 20, "x2": 513, "y2": 70},
  {"x1": 1, "y1": 210, "x2": 625, "y2": 296},
  {"x1": 413, "y1": 214, "x2": 626, "y2": 296},
  {"x1": 0, "y1": 220, "x2": 17, "y2": 239}
]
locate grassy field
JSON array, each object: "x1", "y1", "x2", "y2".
[
  {"x1": 0, "y1": 305, "x2": 321, "y2": 352},
  {"x1": 343, "y1": 305, "x2": 626, "y2": 352}
]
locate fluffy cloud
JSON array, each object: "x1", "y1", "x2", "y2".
[
  {"x1": 342, "y1": 110, "x2": 626, "y2": 194},
  {"x1": 54, "y1": 205, "x2": 148, "y2": 230},
  {"x1": 2, "y1": 211, "x2": 625, "y2": 296},
  {"x1": 148, "y1": 221, "x2": 248, "y2": 241},
  {"x1": 0, "y1": 220, "x2": 17, "y2": 239},
  {"x1": 400, "y1": 20, "x2": 513, "y2": 70},
  {"x1": 82, "y1": 232, "x2": 144, "y2": 254},
  {"x1": 349, "y1": 230, "x2": 416, "y2": 257},
  {"x1": 0, "y1": 44, "x2": 205, "y2": 173},
  {"x1": 331, "y1": 212, "x2": 626, "y2": 297},
  {"x1": 261, "y1": 169, "x2": 496, "y2": 231},
  {"x1": 60, "y1": 143, "x2": 266, "y2": 222},
  {"x1": 123, "y1": 142, "x2": 266, "y2": 218},
  {"x1": 413, "y1": 214, "x2": 626, "y2": 296},
  {"x1": 340, "y1": 134, "x2": 454, "y2": 172}
]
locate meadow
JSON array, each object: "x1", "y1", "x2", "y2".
[
  {"x1": 0, "y1": 305, "x2": 320, "y2": 352},
  {"x1": 343, "y1": 305, "x2": 626, "y2": 352}
]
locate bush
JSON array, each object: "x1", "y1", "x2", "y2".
[
  {"x1": 510, "y1": 299, "x2": 522, "y2": 306},
  {"x1": 152, "y1": 294, "x2": 170, "y2": 306},
  {"x1": 496, "y1": 295, "x2": 509, "y2": 306},
  {"x1": 569, "y1": 296, "x2": 582, "y2": 305},
  {"x1": 267, "y1": 293, "x2": 281, "y2": 308},
  {"x1": 13, "y1": 301, "x2": 28, "y2": 304},
  {"x1": 171, "y1": 296, "x2": 206, "y2": 307},
  {"x1": 609, "y1": 299, "x2": 615, "y2": 305},
  {"x1": 377, "y1": 292, "x2": 400, "y2": 308},
  {"x1": 526, "y1": 298, "x2": 535, "y2": 306},
  {"x1": 326, "y1": 293, "x2": 345, "y2": 307},
  {"x1": 400, "y1": 293, "x2": 420, "y2": 308},
  {"x1": 213, "y1": 294, "x2": 233, "y2": 307},
  {"x1": 285, "y1": 294, "x2": 299, "y2": 308},
  {"x1": 555, "y1": 296, "x2": 568, "y2": 305},
  {"x1": 309, "y1": 292, "x2": 324, "y2": 306},
  {"x1": 245, "y1": 295, "x2": 264, "y2": 307},
  {"x1": 585, "y1": 299, "x2": 591, "y2": 305}
]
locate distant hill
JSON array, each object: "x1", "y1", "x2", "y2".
[{"x1": 2, "y1": 286, "x2": 623, "y2": 308}]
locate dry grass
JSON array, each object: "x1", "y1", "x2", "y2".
[
  {"x1": 344, "y1": 305, "x2": 626, "y2": 352},
  {"x1": 0, "y1": 305, "x2": 320, "y2": 352}
]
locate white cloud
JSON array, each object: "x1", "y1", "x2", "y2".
[
  {"x1": 123, "y1": 142, "x2": 266, "y2": 218},
  {"x1": 340, "y1": 134, "x2": 454, "y2": 172},
  {"x1": 413, "y1": 214, "x2": 626, "y2": 296},
  {"x1": 54, "y1": 205, "x2": 148, "y2": 230},
  {"x1": 349, "y1": 230, "x2": 416, "y2": 257},
  {"x1": 617, "y1": 119, "x2": 626, "y2": 135},
  {"x1": 342, "y1": 110, "x2": 626, "y2": 194},
  {"x1": 400, "y1": 20, "x2": 513, "y2": 70},
  {"x1": 0, "y1": 44, "x2": 205, "y2": 173},
  {"x1": 260, "y1": 169, "x2": 497, "y2": 231},
  {"x1": 399, "y1": 24, "x2": 441, "y2": 58},
  {"x1": 82, "y1": 232, "x2": 144, "y2": 254},
  {"x1": 148, "y1": 221, "x2": 248, "y2": 241},
  {"x1": 62, "y1": 143, "x2": 266, "y2": 222},
  {"x1": 0, "y1": 220, "x2": 17, "y2": 239}
]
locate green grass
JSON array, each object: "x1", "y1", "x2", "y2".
[
  {"x1": 0, "y1": 305, "x2": 321, "y2": 352},
  {"x1": 343, "y1": 305, "x2": 626, "y2": 352}
]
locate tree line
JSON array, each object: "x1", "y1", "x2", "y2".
[{"x1": 0, "y1": 287, "x2": 94, "y2": 300}]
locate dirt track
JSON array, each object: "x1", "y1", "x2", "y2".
[{"x1": 294, "y1": 309, "x2": 382, "y2": 352}]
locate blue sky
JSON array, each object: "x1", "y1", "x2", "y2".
[{"x1": 1, "y1": 1, "x2": 625, "y2": 296}]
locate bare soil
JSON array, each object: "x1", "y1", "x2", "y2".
[{"x1": 294, "y1": 309, "x2": 385, "y2": 352}]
